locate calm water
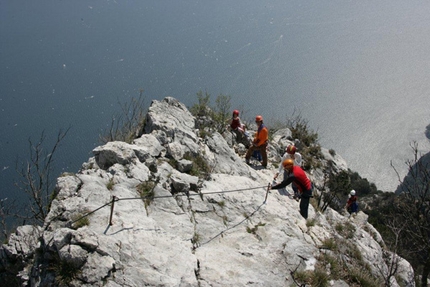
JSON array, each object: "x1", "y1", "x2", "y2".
[{"x1": 1, "y1": 0, "x2": 430, "y2": 205}]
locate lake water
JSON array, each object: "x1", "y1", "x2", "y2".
[{"x1": 1, "y1": 0, "x2": 430, "y2": 205}]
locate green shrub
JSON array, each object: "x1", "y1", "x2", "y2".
[
  {"x1": 246, "y1": 222, "x2": 266, "y2": 234},
  {"x1": 339, "y1": 240, "x2": 364, "y2": 264},
  {"x1": 214, "y1": 94, "x2": 231, "y2": 131},
  {"x1": 191, "y1": 232, "x2": 201, "y2": 249},
  {"x1": 168, "y1": 158, "x2": 178, "y2": 169},
  {"x1": 347, "y1": 266, "x2": 382, "y2": 287},
  {"x1": 311, "y1": 267, "x2": 329, "y2": 287},
  {"x1": 72, "y1": 216, "x2": 90, "y2": 230},
  {"x1": 306, "y1": 218, "x2": 316, "y2": 227},
  {"x1": 71, "y1": 212, "x2": 90, "y2": 229},
  {"x1": 49, "y1": 252, "x2": 82, "y2": 285},
  {"x1": 137, "y1": 181, "x2": 156, "y2": 207},
  {"x1": 222, "y1": 215, "x2": 228, "y2": 226},
  {"x1": 217, "y1": 200, "x2": 225, "y2": 208},
  {"x1": 344, "y1": 221, "x2": 356, "y2": 239},
  {"x1": 281, "y1": 111, "x2": 324, "y2": 171},
  {"x1": 55, "y1": 260, "x2": 81, "y2": 285},
  {"x1": 317, "y1": 252, "x2": 342, "y2": 279},
  {"x1": 293, "y1": 270, "x2": 312, "y2": 285},
  {"x1": 190, "y1": 90, "x2": 232, "y2": 134},
  {"x1": 183, "y1": 152, "x2": 211, "y2": 178},
  {"x1": 189, "y1": 90, "x2": 211, "y2": 117},
  {"x1": 106, "y1": 178, "x2": 115, "y2": 191},
  {"x1": 335, "y1": 221, "x2": 356, "y2": 239},
  {"x1": 335, "y1": 222, "x2": 344, "y2": 233},
  {"x1": 321, "y1": 238, "x2": 337, "y2": 251}
]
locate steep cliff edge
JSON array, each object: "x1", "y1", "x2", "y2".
[{"x1": 1, "y1": 97, "x2": 414, "y2": 286}]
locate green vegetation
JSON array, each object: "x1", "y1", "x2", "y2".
[
  {"x1": 137, "y1": 181, "x2": 156, "y2": 208},
  {"x1": 189, "y1": 90, "x2": 211, "y2": 117},
  {"x1": 321, "y1": 166, "x2": 381, "y2": 213},
  {"x1": 286, "y1": 111, "x2": 323, "y2": 171},
  {"x1": 191, "y1": 231, "x2": 201, "y2": 250},
  {"x1": 71, "y1": 216, "x2": 90, "y2": 230},
  {"x1": 246, "y1": 222, "x2": 266, "y2": 234},
  {"x1": 50, "y1": 254, "x2": 82, "y2": 285},
  {"x1": 2, "y1": 89, "x2": 428, "y2": 286},
  {"x1": 189, "y1": 90, "x2": 232, "y2": 135},
  {"x1": 271, "y1": 110, "x2": 324, "y2": 171},
  {"x1": 291, "y1": 267, "x2": 329, "y2": 287},
  {"x1": 70, "y1": 210, "x2": 91, "y2": 229},
  {"x1": 306, "y1": 218, "x2": 316, "y2": 227},
  {"x1": 106, "y1": 178, "x2": 115, "y2": 191},
  {"x1": 335, "y1": 221, "x2": 356, "y2": 239},
  {"x1": 299, "y1": 237, "x2": 382, "y2": 287},
  {"x1": 318, "y1": 253, "x2": 342, "y2": 277},
  {"x1": 183, "y1": 151, "x2": 211, "y2": 178},
  {"x1": 321, "y1": 238, "x2": 337, "y2": 251},
  {"x1": 217, "y1": 200, "x2": 225, "y2": 208}
]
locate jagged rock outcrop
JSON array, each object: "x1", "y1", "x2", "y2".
[{"x1": 1, "y1": 97, "x2": 415, "y2": 286}]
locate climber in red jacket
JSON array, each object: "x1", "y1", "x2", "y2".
[{"x1": 270, "y1": 158, "x2": 313, "y2": 219}]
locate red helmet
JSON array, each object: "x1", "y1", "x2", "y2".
[
  {"x1": 233, "y1": 109, "x2": 239, "y2": 116},
  {"x1": 286, "y1": 145, "x2": 296, "y2": 154},
  {"x1": 255, "y1": 115, "x2": 263, "y2": 122}
]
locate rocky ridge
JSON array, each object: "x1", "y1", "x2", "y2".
[{"x1": 1, "y1": 97, "x2": 415, "y2": 286}]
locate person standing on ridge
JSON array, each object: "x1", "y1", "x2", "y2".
[
  {"x1": 245, "y1": 115, "x2": 268, "y2": 168},
  {"x1": 273, "y1": 145, "x2": 302, "y2": 199},
  {"x1": 270, "y1": 158, "x2": 313, "y2": 219},
  {"x1": 346, "y1": 190, "x2": 358, "y2": 216}
]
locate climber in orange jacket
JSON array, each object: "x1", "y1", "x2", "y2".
[{"x1": 245, "y1": 115, "x2": 268, "y2": 168}]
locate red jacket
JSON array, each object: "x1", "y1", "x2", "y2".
[
  {"x1": 272, "y1": 166, "x2": 312, "y2": 193},
  {"x1": 347, "y1": 196, "x2": 358, "y2": 207},
  {"x1": 230, "y1": 118, "x2": 242, "y2": 130}
]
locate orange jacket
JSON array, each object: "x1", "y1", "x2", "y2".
[{"x1": 253, "y1": 124, "x2": 268, "y2": 147}]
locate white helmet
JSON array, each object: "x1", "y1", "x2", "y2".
[{"x1": 350, "y1": 190, "x2": 356, "y2": 196}]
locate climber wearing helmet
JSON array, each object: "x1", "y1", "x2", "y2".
[
  {"x1": 270, "y1": 158, "x2": 313, "y2": 219},
  {"x1": 230, "y1": 110, "x2": 245, "y2": 133},
  {"x1": 346, "y1": 190, "x2": 358, "y2": 216},
  {"x1": 245, "y1": 115, "x2": 269, "y2": 168},
  {"x1": 273, "y1": 144, "x2": 303, "y2": 199},
  {"x1": 229, "y1": 109, "x2": 249, "y2": 147}
]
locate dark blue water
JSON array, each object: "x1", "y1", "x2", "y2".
[{"x1": 1, "y1": 0, "x2": 430, "y2": 206}]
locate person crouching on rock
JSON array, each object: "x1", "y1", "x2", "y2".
[
  {"x1": 229, "y1": 109, "x2": 249, "y2": 145},
  {"x1": 273, "y1": 144, "x2": 303, "y2": 200},
  {"x1": 270, "y1": 158, "x2": 313, "y2": 219}
]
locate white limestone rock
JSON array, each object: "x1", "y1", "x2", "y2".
[{"x1": 0, "y1": 97, "x2": 416, "y2": 287}]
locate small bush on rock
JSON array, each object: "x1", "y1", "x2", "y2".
[{"x1": 137, "y1": 181, "x2": 156, "y2": 208}]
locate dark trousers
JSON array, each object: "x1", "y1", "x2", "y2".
[
  {"x1": 292, "y1": 183, "x2": 299, "y2": 196},
  {"x1": 299, "y1": 188, "x2": 313, "y2": 219},
  {"x1": 245, "y1": 144, "x2": 267, "y2": 166}
]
